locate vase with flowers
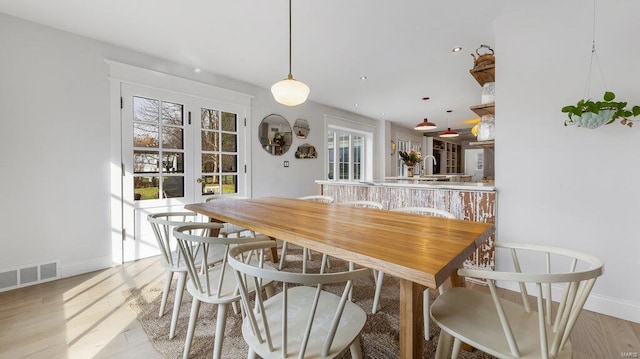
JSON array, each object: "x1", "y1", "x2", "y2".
[{"x1": 399, "y1": 150, "x2": 423, "y2": 177}]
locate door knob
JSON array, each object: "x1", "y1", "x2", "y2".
[{"x1": 196, "y1": 178, "x2": 204, "y2": 183}]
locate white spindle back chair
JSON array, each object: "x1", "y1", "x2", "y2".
[
  {"x1": 279, "y1": 195, "x2": 335, "y2": 272},
  {"x1": 205, "y1": 195, "x2": 252, "y2": 238},
  {"x1": 228, "y1": 241, "x2": 370, "y2": 359},
  {"x1": 173, "y1": 223, "x2": 274, "y2": 359},
  {"x1": 338, "y1": 200, "x2": 384, "y2": 209},
  {"x1": 147, "y1": 211, "x2": 204, "y2": 339},
  {"x1": 431, "y1": 241, "x2": 604, "y2": 359}
]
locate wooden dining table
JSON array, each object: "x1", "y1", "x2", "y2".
[{"x1": 186, "y1": 197, "x2": 494, "y2": 358}]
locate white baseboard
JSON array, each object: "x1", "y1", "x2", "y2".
[
  {"x1": 60, "y1": 255, "x2": 113, "y2": 278},
  {"x1": 583, "y1": 291, "x2": 640, "y2": 324},
  {"x1": 499, "y1": 282, "x2": 640, "y2": 324}
]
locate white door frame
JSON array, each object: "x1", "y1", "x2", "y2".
[{"x1": 107, "y1": 60, "x2": 252, "y2": 264}]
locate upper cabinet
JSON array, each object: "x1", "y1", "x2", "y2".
[{"x1": 430, "y1": 138, "x2": 461, "y2": 174}]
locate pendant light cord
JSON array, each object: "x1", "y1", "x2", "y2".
[
  {"x1": 584, "y1": 0, "x2": 607, "y2": 98},
  {"x1": 288, "y1": 0, "x2": 293, "y2": 78}
]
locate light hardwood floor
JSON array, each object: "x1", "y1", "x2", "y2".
[{"x1": 0, "y1": 256, "x2": 638, "y2": 359}]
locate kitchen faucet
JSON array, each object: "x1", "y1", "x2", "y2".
[{"x1": 424, "y1": 154, "x2": 437, "y2": 165}]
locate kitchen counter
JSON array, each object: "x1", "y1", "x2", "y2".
[
  {"x1": 385, "y1": 174, "x2": 473, "y2": 182},
  {"x1": 317, "y1": 179, "x2": 495, "y2": 191},
  {"x1": 316, "y1": 179, "x2": 496, "y2": 272}
]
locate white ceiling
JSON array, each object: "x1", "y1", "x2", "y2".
[{"x1": 0, "y1": 0, "x2": 508, "y2": 131}]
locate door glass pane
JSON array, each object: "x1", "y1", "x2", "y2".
[
  {"x1": 161, "y1": 102, "x2": 183, "y2": 125},
  {"x1": 221, "y1": 112, "x2": 236, "y2": 131},
  {"x1": 134, "y1": 151, "x2": 159, "y2": 173},
  {"x1": 202, "y1": 109, "x2": 220, "y2": 130},
  {"x1": 162, "y1": 176, "x2": 184, "y2": 198},
  {"x1": 221, "y1": 154, "x2": 237, "y2": 172},
  {"x1": 133, "y1": 123, "x2": 159, "y2": 148},
  {"x1": 134, "y1": 176, "x2": 159, "y2": 200},
  {"x1": 201, "y1": 131, "x2": 219, "y2": 151},
  {"x1": 134, "y1": 97, "x2": 158, "y2": 123},
  {"x1": 221, "y1": 133, "x2": 237, "y2": 152},
  {"x1": 162, "y1": 152, "x2": 184, "y2": 173},
  {"x1": 222, "y1": 175, "x2": 237, "y2": 194},
  {"x1": 202, "y1": 154, "x2": 220, "y2": 172},
  {"x1": 162, "y1": 126, "x2": 183, "y2": 149},
  {"x1": 201, "y1": 175, "x2": 220, "y2": 195}
]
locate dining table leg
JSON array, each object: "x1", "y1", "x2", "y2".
[
  {"x1": 267, "y1": 236, "x2": 279, "y2": 263},
  {"x1": 399, "y1": 279, "x2": 424, "y2": 359}
]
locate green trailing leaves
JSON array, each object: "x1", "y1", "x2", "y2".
[{"x1": 562, "y1": 91, "x2": 640, "y2": 129}]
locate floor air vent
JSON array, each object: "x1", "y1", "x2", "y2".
[{"x1": 0, "y1": 260, "x2": 60, "y2": 292}]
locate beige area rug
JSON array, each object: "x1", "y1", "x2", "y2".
[{"x1": 125, "y1": 247, "x2": 495, "y2": 359}]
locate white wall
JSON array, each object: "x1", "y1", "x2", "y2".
[
  {"x1": 496, "y1": 0, "x2": 640, "y2": 322},
  {"x1": 0, "y1": 13, "x2": 382, "y2": 277},
  {"x1": 250, "y1": 89, "x2": 383, "y2": 197}
]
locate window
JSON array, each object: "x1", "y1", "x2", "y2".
[{"x1": 327, "y1": 129, "x2": 364, "y2": 180}]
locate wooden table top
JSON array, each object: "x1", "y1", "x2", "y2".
[{"x1": 186, "y1": 197, "x2": 494, "y2": 289}]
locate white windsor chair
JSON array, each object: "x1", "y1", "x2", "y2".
[
  {"x1": 431, "y1": 241, "x2": 604, "y2": 359},
  {"x1": 147, "y1": 211, "x2": 205, "y2": 339},
  {"x1": 228, "y1": 240, "x2": 370, "y2": 359},
  {"x1": 278, "y1": 195, "x2": 335, "y2": 273},
  {"x1": 173, "y1": 223, "x2": 274, "y2": 359}
]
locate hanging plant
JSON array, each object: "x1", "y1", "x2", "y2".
[
  {"x1": 562, "y1": 91, "x2": 640, "y2": 128},
  {"x1": 561, "y1": 0, "x2": 640, "y2": 129}
]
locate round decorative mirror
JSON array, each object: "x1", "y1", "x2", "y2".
[{"x1": 258, "y1": 114, "x2": 293, "y2": 155}]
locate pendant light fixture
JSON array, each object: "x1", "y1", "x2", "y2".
[
  {"x1": 439, "y1": 110, "x2": 459, "y2": 138},
  {"x1": 414, "y1": 97, "x2": 437, "y2": 131},
  {"x1": 271, "y1": 0, "x2": 310, "y2": 106}
]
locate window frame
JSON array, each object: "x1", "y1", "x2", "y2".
[{"x1": 324, "y1": 115, "x2": 375, "y2": 181}]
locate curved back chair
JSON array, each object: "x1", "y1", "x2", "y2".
[
  {"x1": 147, "y1": 211, "x2": 203, "y2": 339},
  {"x1": 228, "y1": 241, "x2": 370, "y2": 359},
  {"x1": 297, "y1": 195, "x2": 334, "y2": 203},
  {"x1": 205, "y1": 195, "x2": 251, "y2": 238},
  {"x1": 387, "y1": 206, "x2": 456, "y2": 340},
  {"x1": 338, "y1": 200, "x2": 383, "y2": 209},
  {"x1": 173, "y1": 223, "x2": 274, "y2": 359},
  {"x1": 391, "y1": 206, "x2": 457, "y2": 219},
  {"x1": 279, "y1": 195, "x2": 335, "y2": 272},
  {"x1": 431, "y1": 241, "x2": 604, "y2": 359}
]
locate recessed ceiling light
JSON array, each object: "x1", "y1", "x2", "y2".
[
  {"x1": 354, "y1": 103, "x2": 359, "y2": 107},
  {"x1": 360, "y1": 76, "x2": 367, "y2": 80},
  {"x1": 380, "y1": 112, "x2": 385, "y2": 116},
  {"x1": 194, "y1": 68, "x2": 202, "y2": 73},
  {"x1": 452, "y1": 47, "x2": 463, "y2": 53}
]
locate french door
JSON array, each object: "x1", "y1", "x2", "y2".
[{"x1": 120, "y1": 83, "x2": 247, "y2": 261}]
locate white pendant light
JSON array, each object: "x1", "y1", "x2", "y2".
[
  {"x1": 414, "y1": 97, "x2": 437, "y2": 131},
  {"x1": 271, "y1": 0, "x2": 309, "y2": 106}
]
